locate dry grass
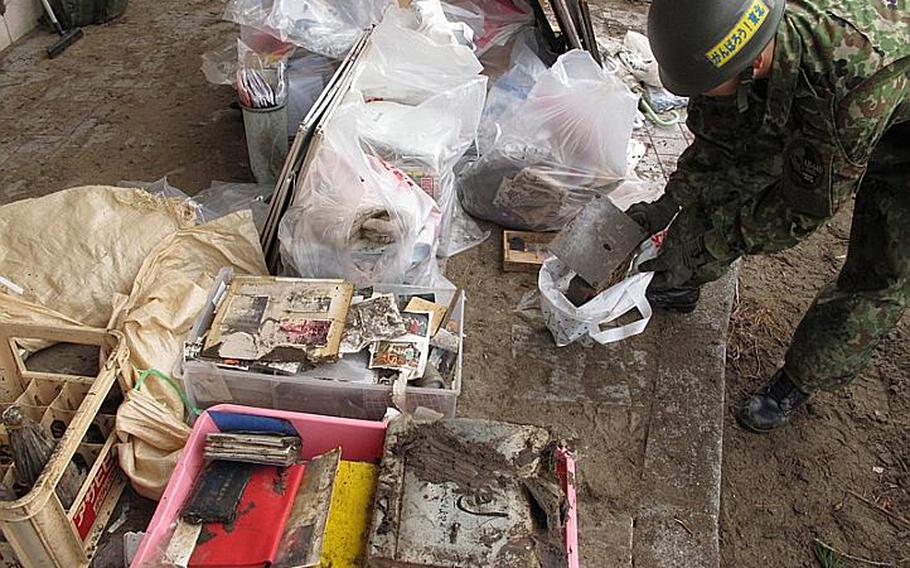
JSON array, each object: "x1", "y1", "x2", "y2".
[{"x1": 726, "y1": 295, "x2": 791, "y2": 383}]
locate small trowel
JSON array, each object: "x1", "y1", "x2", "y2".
[{"x1": 550, "y1": 196, "x2": 648, "y2": 303}]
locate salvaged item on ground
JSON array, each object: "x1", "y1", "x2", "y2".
[
  {"x1": 549, "y1": 195, "x2": 648, "y2": 291},
  {"x1": 2, "y1": 406, "x2": 85, "y2": 510},
  {"x1": 234, "y1": 40, "x2": 291, "y2": 183},
  {"x1": 203, "y1": 432, "x2": 302, "y2": 466},
  {"x1": 202, "y1": 275, "x2": 354, "y2": 365},
  {"x1": 0, "y1": 323, "x2": 131, "y2": 568},
  {"x1": 503, "y1": 229, "x2": 555, "y2": 272},
  {"x1": 131, "y1": 405, "x2": 388, "y2": 567},
  {"x1": 368, "y1": 417, "x2": 579, "y2": 567},
  {"x1": 182, "y1": 269, "x2": 465, "y2": 420}
]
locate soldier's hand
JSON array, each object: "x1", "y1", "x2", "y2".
[
  {"x1": 626, "y1": 194, "x2": 679, "y2": 235},
  {"x1": 639, "y1": 209, "x2": 711, "y2": 290}
]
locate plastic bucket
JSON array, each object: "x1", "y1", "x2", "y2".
[{"x1": 241, "y1": 102, "x2": 289, "y2": 184}]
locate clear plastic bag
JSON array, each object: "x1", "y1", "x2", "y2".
[
  {"x1": 476, "y1": 28, "x2": 547, "y2": 154},
  {"x1": 353, "y1": 76, "x2": 487, "y2": 255},
  {"x1": 442, "y1": 0, "x2": 534, "y2": 57},
  {"x1": 348, "y1": 0, "x2": 489, "y2": 256},
  {"x1": 223, "y1": 0, "x2": 387, "y2": 58},
  {"x1": 194, "y1": 181, "x2": 275, "y2": 231},
  {"x1": 458, "y1": 49, "x2": 639, "y2": 232},
  {"x1": 352, "y1": 3, "x2": 484, "y2": 105},
  {"x1": 278, "y1": 110, "x2": 446, "y2": 286}
]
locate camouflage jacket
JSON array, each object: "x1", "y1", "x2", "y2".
[{"x1": 666, "y1": 0, "x2": 909, "y2": 256}]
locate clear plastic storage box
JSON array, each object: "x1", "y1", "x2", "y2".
[{"x1": 180, "y1": 269, "x2": 464, "y2": 421}]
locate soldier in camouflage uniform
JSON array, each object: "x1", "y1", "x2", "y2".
[{"x1": 629, "y1": 0, "x2": 909, "y2": 431}]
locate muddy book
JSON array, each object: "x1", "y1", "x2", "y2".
[
  {"x1": 202, "y1": 276, "x2": 354, "y2": 364},
  {"x1": 367, "y1": 418, "x2": 569, "y2": 568}
]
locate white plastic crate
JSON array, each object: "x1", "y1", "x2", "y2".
[{"x1": 180, "y1": 269, "x2": 464, "y2": 421}]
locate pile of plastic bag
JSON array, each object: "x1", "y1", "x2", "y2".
[
  {"x1": 458, "y1": 48, "x2": 639, "y2": 232},
  {"x1": 278, "y1": 0, "x2": 489, "y2": 287}
]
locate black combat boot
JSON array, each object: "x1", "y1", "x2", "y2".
[
  {"x1": 737, "y1": 370, "x2": 810, "y2": 432},
  {"x1": 646, "y1": 287, "x2": 701, "y2": 313}
]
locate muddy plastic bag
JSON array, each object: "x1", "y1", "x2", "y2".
[
  {"x1": 539, "y1": 236, "x2": 659, "y2": 347},
  {"x1": 278, "y1": 110, "x2": 446, "y2": 286},
  {"x1": 459, "y1": 50, "x2": 639, "y2": 232},
  {"x1": 354, "y1": 77, "x2": 488, "y2": 257}
]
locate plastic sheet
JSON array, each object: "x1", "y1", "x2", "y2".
[
  {"x1": 122, "y1": 178, "x2": 274, "y2": 231},
  {"x1": 223, "y1": 0, "x2": 387, "y2": 58},
  {"x1": 458, "y1": 49, "x2": 639, "y2": 232},
  {"x1": 194, "y1": 181, "x2": 275, "y2": 231}
]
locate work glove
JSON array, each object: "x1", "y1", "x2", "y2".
[
  {"x1": 626, "y1": 194, "x2": 679, "y2": 236},
  {"x1": 639, "y1": 209, "x2": 712, "y2": 290}
]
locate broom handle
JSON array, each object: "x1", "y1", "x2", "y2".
[{"x1": 39, "y1": 0, "x2": 66, "y2": 35}]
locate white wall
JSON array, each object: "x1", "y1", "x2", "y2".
[{"x1": 1, "y1": 0, "x2": 42, "y2": 52}]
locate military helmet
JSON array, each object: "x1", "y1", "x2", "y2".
[{"x1": 648, "y1": 0, "x2": 786, "y2": 96}]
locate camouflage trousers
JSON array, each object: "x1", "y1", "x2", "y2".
[{"x1": 689, "y1": 121, "x2": 910, "y2": 393}]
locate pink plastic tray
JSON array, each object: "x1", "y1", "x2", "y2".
[
  {"x1": 131, "y1": 405, "x2": 579, "y2": 567},
  {"x1": 130, "y1": 404, "x2": 388, "y2": 566}
]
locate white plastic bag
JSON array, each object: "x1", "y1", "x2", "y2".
[
  {"x1": 223, "y1": 0, "x2": 388, "y2": 58},
  {"x1": 442, "y1": 0, "x2": 534, "y2": 56},
  {"x1": 459, "y1": 49, "x2": 639, "y2": 232},
  {"x1": 348, "y1": 0, "x2": 489, "y2": 255},
  {"x1": 278, "y1": 110, "x2": 445, "y2": 286},
  {"x1": 354, "y1": 77, "x2": 488, "y2": 256},
  {"x1": 538, "y1": 251, "x2": 655, "y2": 347},
  {"x1": 352, "y1": 3, "x2": 484, "y2": 105}
]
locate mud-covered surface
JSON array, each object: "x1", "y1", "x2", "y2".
[
  {"x1": 722, "y1": 204, "x2": 910, "y2": 567},
  {"x1": 379, "y1": 419, "x2": 568, "y2": 568},
  {"x1": 390, "y1": 420, "x2": 552, "y2": 494}
]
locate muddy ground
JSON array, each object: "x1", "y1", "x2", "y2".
[
  {"x1": 1, "y1": 0, "x2": 908, "y2": 566},
  {"x1": 722, "y1": 206, "x2": 910, "y2": 567}
]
